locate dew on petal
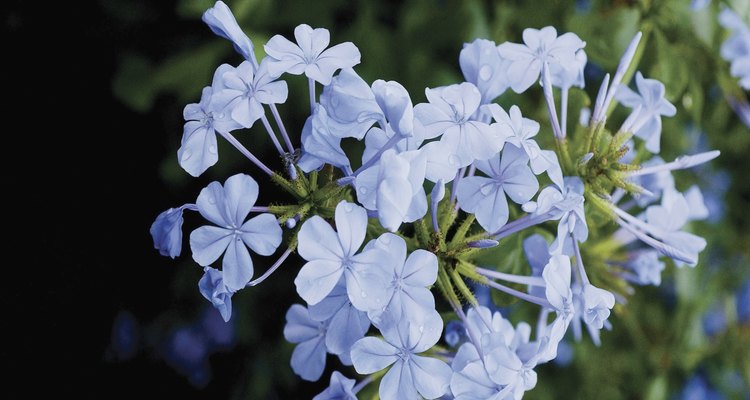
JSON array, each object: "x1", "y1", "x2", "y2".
[{"x1": 479, "y1": 65, "x2": 493, "y2": 81}]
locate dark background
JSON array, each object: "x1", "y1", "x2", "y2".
[{"x1": 6, "y1": 0, "x2": 212, "y2": 397}]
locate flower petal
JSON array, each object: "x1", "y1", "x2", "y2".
[
  {"x1": 298, "y1": 215, "x2": 345, "y2": 261},
  {"x1": 294, "y1": 259, "x2": 344, "y2": 305},
  {"x1": 222, "y1": 235, "x2": 254, "y2": 290},
  {"x1": 190, "y1": 226, "x2": 232, "y2": 266},
  {"x1": 241, "y1": 213, "x2": 282, "y2": 256},
  {"x1": 350, "y1": 337, "x2": 398, "y2": 374}
]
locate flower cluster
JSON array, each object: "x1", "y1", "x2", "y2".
[{"x1": 150, "y1": 2, "x2": 718, "y2": 398}]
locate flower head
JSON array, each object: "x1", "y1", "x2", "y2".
[
  {"x1": 264, "y1": 24, "x2": 361, "y2": 84},
  {"x1": 189, "y1": 174, "x2": 283, "y2": 290}
]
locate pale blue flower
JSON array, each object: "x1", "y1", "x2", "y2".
[
  {"x1": 483, "y1": 339, "x2": 539, "y2": 400},
  {"x1": 459, "y1": 38, "x2": 510, "y2": 104},
  {"x1": 625, "y1": 250, "x2": 665, "y2": 286},
  {"x1": 308, "y1": 278, "x2": 370, "y2": 364},
  {"x1": 497, "y1": 27, "x2": 586, "y2": 93},
  {"x1": 150, "y1": 207, "x2": 185, "y2": 258},
  {"x1": 543, "y1": 255, "x2": 574, "y2": 319},
  {"x1": 213, "y1": 60, "x2": 289, "y2": 128},
  {"x1": 264, "y1": 24, "x2": 361, "y2": 84},
  {"x1": 313, "y1": 371, "x2": 358, "y2": 400},
  {"x1": 202, "y1": 1, "x2": 254, "y2": 61},
  {"x1": 581, "y1": 284, "x2": 615, "y2": 330},
  {"x1": 684, "y1": 185, "x2": 709, "y2": 221},
  {"x1": 719, "y1": 8, "x2": 750, "y2": 89},
  {"x1": 365, "y1": 233, "x2": 438, "y2": 325},
  {"x1": 299, "y1": 105, "x2": 351, "y2": 172},
  {"x1": 372, "y1": 79, "x2": 415, "y2": 138},
  {"x1": 189, "y1": 174, "x2": 283, "y2": 290},
  {"x1": 644, "y1": 188, "x2": 706, "y2": 266},
  {"x1": 487, "y1": 104, "x2": 563, "y2": 188},
  {"x1": 284, "y1": 304, "x2": 329, "y2": 381},
  {"x1": 549, "y1": 49, "x2": 587, "y2": 89},
  {"x1": 198, "y1": 267, "x2": 234, "y2": 322},
  {"x1": 616, "y1": 72, "x2": 676, "y2": 153},
  {"x1": 630, "y1": 156, "x2": 675, "y2": 207},
  {"x1": 354, "y1": 149, "x2": 428, "y2": 232},
  {"x1": 523, "y1": 234, "x2": 551, "y2": 299},
  {"x1": 451, "y1": 307, "x2": 542, "y2": 400},
  {"x1": 539, "y1": 255, "x2": 575, "y2": 361},
  {"x1": 457, "y1": 145, "x2": 539, "y2": 233},
  {"x1": 420, "y1": 140, "x2": 462, "y2": 183},
  {"x1": 526, "y1": 178, "x2": 587, "y2": 255},
  {"x1": 415, "y1": 82, "x2": 504, "y2": 168},
  {"x1": 350, "y1": 312, "x2": 452, "y2": 400},
  {"x1": 320, "y1": 68, "x2": 384, "y2": 140},
  {"x1": 179, "y1": 65, "x2": 243, "y2": 177},
  {"x1": 451, "y1": 358, "x2": 505, "y2": 400},
  {"x1": 294, "y1": 201, "x2": 389, "y2": 311}
]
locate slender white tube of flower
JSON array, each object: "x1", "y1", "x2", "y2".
[
  {"x1": 618, "y1": 104, "x2": 642, "y2": 134},
  {"x1": 593, "y1": 32, "x2": 642, "y2": 123},
  {"x1": 259, "y1": 114, "x2": 286, "y2": 156},
  {"x1": 491, "y1": 211, "x2": 556, "y2": 240},
  {"x1": 180, "y1": 203, "x2": 199, "y2": 212},
  {"x1": 450, "y1": 167, "x2": 466, "y2": 207},
  {"x1": 352, "y1": 130, "x2": 403, "y2": 176},
  {"x1": 452, "y1": 303, "x2": 485, "y2": 358},
  {"x1": 246, "y1": 247, "x2": 294, "y2": 287},
  {"x1": 475, "y1": 266, "x2": 547, "y2": 287},
  {"x1": 592, "y1": 73, "x2": 610, "y2": 124},
  {"x1": 561, "y1": 87, "x2": 569, "y2": 137},
  {"x1": 268, "y1": 104, "x2": 296, "y2": 154},
  {"x1": 541, "y1": 62, "x2": 565, "y2": 139},
  {"x1": 628, "y1": 150, "x2": 720, "y2": 177},
  {"x1": 615, "y1": 217, "x2": 696, "y2": 264},
  {"x1": 308, "y1": 77, "x2": 316, "y2": 114},
  {"x1": 571, "y1": 237, "x2": 590, "y2": 286},
  {"x1": 219, "y1": 131, "x2": 274, "y2": 176},
  {"x1": 352, "y1": 376, "x2": 374, "y2": 394},
  {"x1": 484, "y1": 279, "x2": 553, "y2": 308}
]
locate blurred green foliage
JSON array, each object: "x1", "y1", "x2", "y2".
[{"x1": 113, "y1": 0, "x2": 750, "y2": 398}]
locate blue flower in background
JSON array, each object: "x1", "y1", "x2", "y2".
[
  {"x1": 737, "y1": 278, "x2": 750, "y2": 324},
  {"x1": 616, "y1": 72, "x2": 677, "y2": 153},
  {"x1": 189, "y1": 174, "x2": 283, "y2": 291},
  {"x1": 161, "y1": 308, "x2": 236, "y2": 388},
  {"x1": 679, "y1": 374, "x2": 726, "y2": 400}
]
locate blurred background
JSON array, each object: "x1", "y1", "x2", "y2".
[{"x1": 6, "y1": 0, "x2": 749, "y2": 398}]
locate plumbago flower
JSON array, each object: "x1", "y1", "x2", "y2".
[{"x1": 150, "y1": 2, "x2": 719, "y2": 398}]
